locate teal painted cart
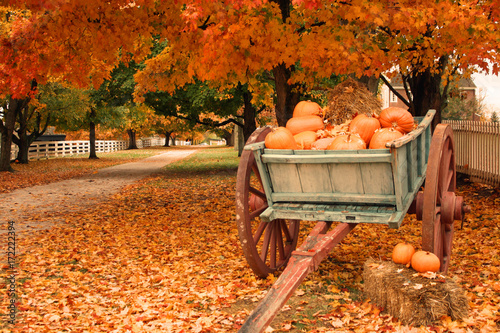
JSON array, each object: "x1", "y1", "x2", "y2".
[{"x1": 235, "y1": 109, "x2": 469, "y2": 332}]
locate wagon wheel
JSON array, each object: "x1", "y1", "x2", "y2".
[
  {"x1": 422, "y1": 124, "x2": 458, "y2": 273},
  {"x1": 236, "y1": 127, "x2": 300, "y2": 278}
]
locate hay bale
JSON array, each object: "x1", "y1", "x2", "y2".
[
  {"x1": 325, "y1": 77, "x2": 382, "y2": 125},
  {"x1": 363, "y1": 258, "x2": 469, "y2": 326}
]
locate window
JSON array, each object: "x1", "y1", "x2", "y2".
[{"x1": 390, "y1": 91, "x2": 398, "y2": 103}]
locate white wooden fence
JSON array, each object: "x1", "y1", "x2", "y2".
[
  {"x1": 7, "y1": 137, "x2": 199, "y2": 161},
  {"x1": 443, "y1": 120, "x2": 500, "y2": 187}
]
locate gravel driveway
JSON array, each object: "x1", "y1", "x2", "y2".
[{"x1": 0, "y1": 150, "x2": 196, "y2": 236}]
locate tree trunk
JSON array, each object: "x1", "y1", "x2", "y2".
[
  {"x1": 0, "y1": 99, "x2": 18, "y2": 172},
  {"x1": 12, "y1": 131, "x2": 32, "y2": 164},
  {"x1": 127, "y1": 129, "x2": 138, "y2": 149},
  {"x1": 89, "y1": 120, "x2": 99, "y2": 159},
  {"x1": 164, "y1": 131, "x2": 171, "y2": 147},
  {"x1": 352, "y1": 74, "x2": 380, "y2": 95},
  {"x1": 13, "y1": 108, "x2": 48, "y2": 164},
  {"x1": 272, "y1": 63, "x2": 301, "y2": 127},
  {"x1": 405, "y1": 56, "x2": 449, "y2": 131},
  {"x1": 242, "y1": 90, "x2": 257, "y2": 143},
  {"x1": 221, "y1": 129, "x2": 233, "y2": 147}
]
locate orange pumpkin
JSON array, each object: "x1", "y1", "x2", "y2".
[
  {"x1": 411, "y1": 251, "x2": 441, "y2": 273},
  {"x1": 369, "y1": 127, "x2": 403, "y2": 149},
  {"x1": 349, "y1": 113, "x2": 381, "y2": 144},
  {"x1": 311, "y1": 137, "x2": 336, "y2": 150},
  {"x1": 249, "y1": 193, "x2": 265, "y2": 211},
  {"x1": 327, "y1": 133, "x2": 366, "y2": 150},
  {"x1": 379, "y1": 107, "x2": 414, "y2": 134},
  {"x1": 294, "y1": 131, "x2": 318, "y2": 150},
  {"x1": 293, "y1": 100, "x2": 324, "y2": 118},
  {"x1": 392, "y1": 243, "x2": 415, "y2": 265},
  {"x1": 286, "y1": 115, "x2": 324, "y2": 135},
  {"x1": 265, "y1": 127, "x2": 298, "y2": 149}
]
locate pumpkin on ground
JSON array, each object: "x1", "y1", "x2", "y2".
[
  {"x1": 369, "y1": 127, "x2": 404, "y2": 149},
  {"x1": 392, "y1": 243, "x2": 415, "y2": 265},
  {"x1": 379, "y1": 107, "x2": 414, "y2": 134},
  {"x1": 411, "y1": 251, "x2": 441, "y2": 273},
  {"x1": 294, "y1": 131, "x2": 318, "y2": 150},
  {"x1": 349, "y1": 113, "x2": 381, "y2": 145},
  {"x1": 293, "y1": 100, "x2": 324, "y2": 118},
  {"x1": 327, "y1": 133, "x2": 366, "y2": 150},
  {"x1": 286, "y1": 115, "x2": 324, "y2": 135},
  {"x1": 265, "y1": 127, "x2": 298, "y2": 149}
]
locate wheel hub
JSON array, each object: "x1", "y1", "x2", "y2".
[{"x1": 412, "y1": 191, "x2": 469, "y2": 225}]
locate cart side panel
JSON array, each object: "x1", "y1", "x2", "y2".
[
  {"x1": 265, "y1": 149, "x2": 395, "y2": 204},
  {"x1": 297, "y1": 163, "x2": 334, "y2": 193},
  {"x1": 327, "y1": 162, "x2": 364, "y2": 193},
  {"x1": 268, "y1": 163, "x2": 302, "y2": 193},
  {"x1": 359, "y1": 161, "x2": 395, "y2": 195}
]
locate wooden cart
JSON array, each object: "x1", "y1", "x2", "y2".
[{"x1": 235, "y1": 109, "x2": 470, "y2": 332}]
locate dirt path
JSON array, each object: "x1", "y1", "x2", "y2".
[{"x1": 0, "y1": 150, "x2": 197, "y2": 236}]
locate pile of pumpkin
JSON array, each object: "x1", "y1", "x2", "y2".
[
  {"x1": 265, "y1": 100, "x2": 416, "y2": 150},
  {"x1": 392, "y1": 243, "x2": 441, "y2": 273}
]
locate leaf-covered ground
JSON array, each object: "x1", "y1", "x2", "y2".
[{"x1": 1, "y1": 148, "x2": 499, "y2": 332}]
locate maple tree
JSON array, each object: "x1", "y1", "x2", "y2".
[{"x1": 2, "y1": 0, "x2": 500, "y2": 170}]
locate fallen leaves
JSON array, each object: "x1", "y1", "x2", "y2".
[{"x1": 0, "y1": 154, "x2": 498, "y2": 332}]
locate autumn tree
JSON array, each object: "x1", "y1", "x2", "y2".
[
  {"x1": 5, "y1": 0, "x2": 500, "y2": 147},
  {"x1": 491, "y1": 111, "x2": 499, "y2": 123}
]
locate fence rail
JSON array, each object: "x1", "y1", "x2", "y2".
[
  {"x1": 8, "y1": 137, "x2": 181, "y2": 161},
  {"x1": 443, "y1": 120, "x2": 500, "y2": 187}
]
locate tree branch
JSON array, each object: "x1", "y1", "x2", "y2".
[{"x1": 380, "y1": 75, "x2": 410, "y2": 107}]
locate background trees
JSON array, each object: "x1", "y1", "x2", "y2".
[{"x1": 2, "y1": 0, "x2": 500, "y2": 170}]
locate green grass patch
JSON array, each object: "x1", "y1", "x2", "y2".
[{"x1": 163, "y1": 147, "x2": 239, "y2": 173}]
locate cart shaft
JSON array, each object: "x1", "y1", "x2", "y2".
[{"x1": 239, "y1": 222, "x2": 356, "y2": 333}]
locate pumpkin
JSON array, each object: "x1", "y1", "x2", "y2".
[
  {"x1": 379, "y1": 107, "x2": 414, "y2": 134},
  {"x1": 293, "y1": 100, "x2": 324, "y2": 118},
  {"x1": 311, "y1": 137, "x2": 336, "y2": 150},
  {"x1": 349, "y1": 113, "x2": 381, "y2": 144},
  {"x1": 369, "y1": 127, "x2": 403, "y2": 149},
  {"x1": 327, "y1": 133, "x2": 366, "y2": 150},
  {"x1": 286, "y1": 115, "x2": 324, "y2": 135},
  {"x1": 265, "y1": 127, "x2": 298, "y2": 149},
  {"x1": 294, "y1": 130, "x2": 318, "y2": 150},
  {"x1": 249, "y1": 193, "x2": 265, "y2": 211},
  {"x1": 411, "y1": 251, "x2": 441, "y2": 273},
  {"x1": 392, "y1": 243, "x2": 415, "y2": 265}
]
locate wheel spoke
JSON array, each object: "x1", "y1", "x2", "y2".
[
  {"x1": 276, "y1": 222, "x2": 285, "y2": 263},
  {"x1": 250, "y1": 204, "x2": 268, "y2": 220},
  {"x1": 260, "y1": 223, "x2": 273, "y2": 262},
  {"x1": 249, "y1": 186, "x2": 266, "y2": 199},
  {"x1": 253, "y1": 221, "x2": 267, "y2": 244},
  {"x1": 270, "y1": 223, "x2": 277, "y2": 268},
  {"x1": 280, "y1": 219, "x2": 293, "y2": 243}
]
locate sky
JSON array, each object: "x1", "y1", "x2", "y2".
[{"x1": 472, "y1": 72, "x2": 500, "y2": 118}]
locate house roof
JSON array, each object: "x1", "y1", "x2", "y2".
[{"x1": 387, "y1": 74, "x2": 476, "y2": 89}]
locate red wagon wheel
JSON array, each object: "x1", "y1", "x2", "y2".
[
  {"x1": 422, "y1": 124, "x2": 458, "y2": 273},
  {"x1": 236, "y1": 127, "x2": 300, "y2": 278}
]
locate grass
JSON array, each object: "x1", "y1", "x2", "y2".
[
  {"x1": 0, "y1": 145, "x2": 237, "y2": 194},
  {"x1": 163, "y1": 146, "x2": 240, "y2": 173}
]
